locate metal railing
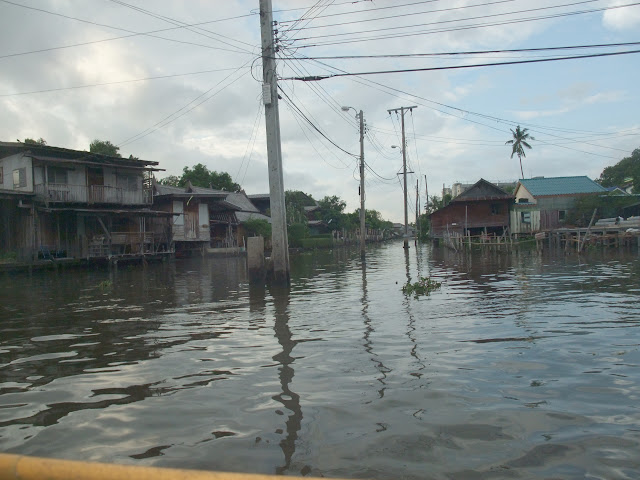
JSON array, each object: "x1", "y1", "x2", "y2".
[{"x1": 34, "y1": 184, "x2": 151, "y2": 205}]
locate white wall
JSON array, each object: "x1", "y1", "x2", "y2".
[
  {"x1": 199, "y1": 203, "x2": 210, "y2": 241},
  {"x1": 0, "y1": 153, "x2": 33, "y2": 191},
  {"x1": 514, "y1": 184, "x2": 536, "y2": 204}
]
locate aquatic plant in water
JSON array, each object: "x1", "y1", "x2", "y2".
[{"x1": 402, "y1": 276, "x2": 441, "y2": 298}]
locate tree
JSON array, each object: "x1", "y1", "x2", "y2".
[
  {"x1": 285, "y1": 190, "x2": 316, "y2": 224},
  {"x1": 157, "y1": 164, "x2": 240, "y2": 191},
  {"x1": 243, "y1": 218, "x2": 271, "y2": 238},
  {"x1": 157, "y1": 175, "x2": 180, "y2": 187},
  {"x1": 90, "y1": 139, "x2": 121, "y2": 157},
  {"x1": 180, "y1": 163, "x2": 240, "y2": 191},
  {"x1": 426, "y1": 194, "x2": 452, "y2": 214},
  {"x1": 506, "y1": 125, "x2": 534, "y2": 179},
  {"x1": 317, "y1": 195, "x2": 347, "y2": 230},
  {"x1": 598, "y1": 148, "x2": 640, "y2": 192},
  {"x1": 23, "y1": 138, "x2": 47, "y2": 146}
]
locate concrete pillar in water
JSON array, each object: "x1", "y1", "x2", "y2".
[{"x1": 247, "y1": 236, "x2": 266, "y2": 284}]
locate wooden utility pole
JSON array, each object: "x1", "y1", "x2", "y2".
[
  {"x1": 259, "y1": 0, "x2": 289, "y2": 285},
  {"x1": 388, "y1": 105, "x2": 417, "y2": 249}
]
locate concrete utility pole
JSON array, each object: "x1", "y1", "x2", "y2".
[
  {"x1": 358, "y1": 110, "x2": 366, "y2": 259},
  {"x1": 416, "y1": 178, "x2": 419, "y2": 241},
  {"x1": 342, "y1": 106, "x2": 366, "y2": 259},
  {"x1": 425, "y1": 175, "x2": 429, "y2": 213},
  {"x1": 260, "y1": 0, "x2": 289, "y2": 285},
  {"x1": 388, "y1": 106, "x2": 417, "y2": 249}
]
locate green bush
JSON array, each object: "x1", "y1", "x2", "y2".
[
  {"x1": 288, "y1": 223, "x2": 309, "y2": 248},
  {"x1": 244, "y1": 219, "x2": 271, "y2": 238},
  {"x1": 300, "y1": 237, "x2": 333, "y2": 249}
]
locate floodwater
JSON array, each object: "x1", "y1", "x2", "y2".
[{"x1": 1, "y1": 242, "x2": 639, "y2": 479}]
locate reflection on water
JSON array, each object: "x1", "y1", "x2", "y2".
[{"x1": 1, "y1": 244, "x2": 640, "y2": 479}]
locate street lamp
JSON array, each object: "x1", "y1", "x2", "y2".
[
  {"x1": 392, "y1": 144, "x2": 409, "y2": 248},
  {"x1": 342, "y1": 105, "x2": 366, "y2": 260}
]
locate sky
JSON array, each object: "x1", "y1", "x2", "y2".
[{"x1": 1, "y1": 0, "x2": 639, "y2": 223}]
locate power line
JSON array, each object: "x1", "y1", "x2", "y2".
[
  {"x1": 282, "y1": 49, "x2": 640, "y2": 81},
  {"x1": 236, "y1": 99, "x2": 264, "y2": 184},
  {"x1": 279, "y1": 84, "x2": 353, "y2": 169},
  {"x1": 278, "y1": 50, "x2": 358, "y2": 131},
  {"x1": 0, "y1": 0, "x2": 256, "y2": 59},
  {"x1": 298, "y1": 56, "x2": 626, "y2": 159},
  {"x1": 285, "y1": 0, "x2": 528, "y2": 31},
  {"x1": 108, "y1": 0, "x2": 256, "y2": 51},
  {"x1": 291, "y1": 3, "x2": 640, "y2": 48},
  {"x1": 278, "y1": 86, "x2": 358, "y2": 159},
  {"x1": 117, "y1": 62, "x2": 251, "y2": 147},
  {"x1": 275, "y1": 41, "x2": 640, "y2": 61},
  {"x1": 0, "y1": 67, "x2": 249, "y2": 97},
  {"x1": 278, "y1": 0, "x2": 445, "y2": 23}
]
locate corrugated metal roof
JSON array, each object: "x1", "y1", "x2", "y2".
[
  {"x1": 224, "y1": 192, "x2": 259, "y2": 213},
  {"x1": 0, "y1": 141, "x2": 159, "y2": 166},
  {"x1": 154, "y1": 183, "x2": 227, "y2": 198},
  {"x1": 519, "y1": 176, "x2": 605, "y2": 196}
]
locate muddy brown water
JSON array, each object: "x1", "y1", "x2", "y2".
[{"x1": 1, "y1": 242, "x2": 639, "y2": 479}]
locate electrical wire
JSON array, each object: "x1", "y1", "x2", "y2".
[
  {"x1": 282, "y1": 49, "x2": 640, "y2": 80},
  {"x1": 236, "y1": 99, "x2": 264, "y2": 184},
  {"x1": 278, "y1": 86, "x2": 358, "y2": 159},
  {"x1": 300, "y1": 56, "x2": 626, "y2": 159},
  {"x1": 0, "y1": 0, "x2": 256, "y2": 59},
  {"x1": 117, "y1": 61, "x2": 252, "y2": 147},
  {"x1": 288, "y1": 0, "x2": 600, "y2": 36},
  {"x1": 282, "y1": 92, "x2": 354, "y2": 170},
  {"x1": 285, "y1": 0, "x2": 532, "y2": 31},
  {"x1": 108, "y1": 0, "x2": 256, "y2": 51},
  {"x1": 291, "y1": 3, "x2": 640, "y2": 48},
  {"x1": 0, "y1": 67, "x2": 249, "y2": 97},
  {"x1": 277, "y1": 0, "x2": 446, "y2": 23},
  {"x1": 275, "y1": 41, "x2": 640, "y2": 61}
]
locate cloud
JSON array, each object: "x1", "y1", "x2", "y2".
[
  {"x1": 602, "y1": 1, "x2": 640, "y2": 30},
  {"x1": 1, "y1": 0, "x2": 638, "y2": 222}
]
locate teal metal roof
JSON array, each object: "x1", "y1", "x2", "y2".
[{"x1": 519, "y1": 176, "x2": 605, "y2": 196}]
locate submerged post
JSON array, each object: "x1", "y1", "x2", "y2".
[{"x1": 247, "y1": 236, "x2": 266, "y2": 284}]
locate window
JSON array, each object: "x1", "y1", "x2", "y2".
[
  {"x1": 0, "y1": 166, "x2": 3, "y2": 185},
  {"x1": 518, "y1": 198, "x2": 528, "y2": 203},
  {"x1": 47, "y1": 166, "x2": 68, "y2": 184},
  {"x1": 558, "y1": 210, "x2": 567, "y2": 222},
  {"x1": 490, "y1": 203, "x2": 502, "y2": 215},
  {"x1": 13, "y1": 168, "x2": 26, "y2": 188},
  {"x1": 520, "y1": 211, "x2": 531, "y2": 224},
  {"x1": 117, "y1": 174, "x2": 139, "y2": 191}
]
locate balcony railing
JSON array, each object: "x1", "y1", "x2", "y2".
[{"x1": 34, "y1": 184, "x2": 151, "y2": 205}]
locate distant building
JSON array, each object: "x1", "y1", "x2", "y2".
[
  {"x1": 510, "y1": 176, "x2": 606, "y2": 234},
  {"x1": 247, "y1": 193, "x2": 270, "y2": 215},
  {"x1": 452, "y1": 181, "x2": 516, "y2": 198},
  {"x1": 429, "y1": 179, "x2": 513, "y2": 238},
  {"x1": 0, "y1": 141, "x2": 171, "y2": 261},
  {"x1": 152, "y1": 181, "x2": 226, "y2": 253}
]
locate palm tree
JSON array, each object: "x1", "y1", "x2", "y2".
[{"x1": 506, "y1": 125, "x2": 534, "y2": 179}]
